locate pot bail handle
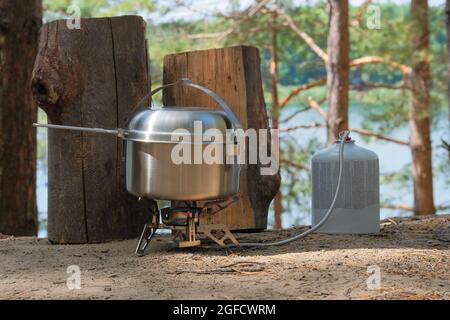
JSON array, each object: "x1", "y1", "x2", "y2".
[{"x1": 139, "y1": 78, "x2": 242, "y2": 130}]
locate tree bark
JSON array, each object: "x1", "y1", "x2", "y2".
[
  {"x1": 163, "y1": 46, "x2": 281, "y2": 231},
  {"x1": 31, "y1": 16, "x2": 155, "y2": 243},
  {"x1": 270, "y1": 27, "x2": 283, "y2": 230},
  {"x1": 0, "y1": 0, "x2": 42, "y2": 236},
  {"x1": 326, "y1": 0, "x2": 350, "y2": 145},
  {"x1": 408, "y1": 0, "x2": 435, "y2": 215}
]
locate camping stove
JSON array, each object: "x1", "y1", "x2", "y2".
[
  {"x1": 34, "y1": 79, "x2": 246, "y2": 253},
  {"x1": 135, "y1": 196, "x2": 240, "y2": 255}
]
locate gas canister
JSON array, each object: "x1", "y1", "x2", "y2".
[{"x1": 311, "y1": 136, "x2": 380, "y2": 234}]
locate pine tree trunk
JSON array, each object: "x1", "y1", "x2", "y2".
[
  {"x1": 270, "y1": 28, "x2": 283, "y2": 230},
  {"x1": 0, "y1": 0, "x2": 42, "y2": 236},
  {"x1": 326, "y1": 0, "x2": 350, "y2": 145},
  {"x1": 409, "y1": 0, "x2": 435, "y2": 215}
]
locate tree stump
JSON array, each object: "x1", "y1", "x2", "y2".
[
  {"x1": 163, "y1": 46, "x2": 281, "y2": 231},
  {"x1": 31, "y1": 16, "x2": 155, "y2": 243},
  {"x1": 0, "y1": 0, "x2": 41, "y2": 236}
]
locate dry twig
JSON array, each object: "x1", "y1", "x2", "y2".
[{"x1": 169, "y1": 261, "x2": 268, "y2": 275}]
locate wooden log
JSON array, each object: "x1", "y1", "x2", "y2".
[
  {"x1": 163, "y1": 46, "x2": 281, "y2": 231},
  {"x1": 31, "y1": 16, "x2": 155, "y2": 243},
  {"x1": 0, "y1": 0, "x2": 42, "y2": 236}
]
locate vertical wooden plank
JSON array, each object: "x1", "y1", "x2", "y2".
[
  {"x1": 33, "y1": 20, "x2": 88, "y2": 243},
  {"x1": 32, "y1": 16, "x2": 153, "y2": 243},
  {"x1": 76, "y1": 18, "x2": 118, "y2": 242},
  {"x1": 163, "y1": 46, "x2": 280, "y2": 231},
  {"x1": 110, "y1": 16, "x2": 156, "y2": 238}
]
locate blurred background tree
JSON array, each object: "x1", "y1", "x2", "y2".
[{"x1": 0, "y1": 0, "x2": 42, "y2": 236}]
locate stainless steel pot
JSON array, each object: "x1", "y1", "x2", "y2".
[{"x1": 34, "y1": 79, "x2": 242, "y2": 201}]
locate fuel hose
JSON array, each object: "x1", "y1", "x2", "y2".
[{"x1": 233, "y1": 130, "x2": 350, "y2": 248}]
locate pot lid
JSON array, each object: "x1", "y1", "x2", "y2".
[{"x1": 124, "y1": 107, "x2": 236, "y2": 143}]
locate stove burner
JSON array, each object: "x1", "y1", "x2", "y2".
[{"x1": 135, "y1": 196, "x2": 240, "y2": 256}]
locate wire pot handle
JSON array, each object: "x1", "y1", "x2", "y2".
[{"x1": 134, "y1": 78, "x2": 242, "y2": 130}]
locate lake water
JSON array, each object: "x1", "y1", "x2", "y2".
[{"x1": 36, "y1": 107, "x2": 450, "y2": 237}]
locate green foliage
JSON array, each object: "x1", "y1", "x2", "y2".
[
  {"x1": 43, "y1": 0, "x2": 155, "y2": 19},
  {"x1": 146, "y1": 19, "x2": 223, "y2": 87},
  {"x1": 42, "y1": 2, "x2": 448, "y2": 113}
]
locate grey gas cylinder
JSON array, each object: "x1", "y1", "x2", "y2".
[{"x1": 311, "y1": 138, "x2": 380, "y2": 234}]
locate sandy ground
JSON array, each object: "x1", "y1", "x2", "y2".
[{"x1": 0, "y1": 215, "x2": 449, "y2": 300}]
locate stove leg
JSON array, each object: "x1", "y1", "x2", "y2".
[
  {"x1": 174, "y1": 218, "x2": 201, "y2": 248},
  {"x1": 197, "y1": 224, "x2": 240, "y2": 247},
  {"x1": 135, "y1": 224, "x2": 157, "y2": 256}
]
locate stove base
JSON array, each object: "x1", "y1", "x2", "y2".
[{"x1": 135, "y1": 198, "x2": 241, "y2": 255}]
